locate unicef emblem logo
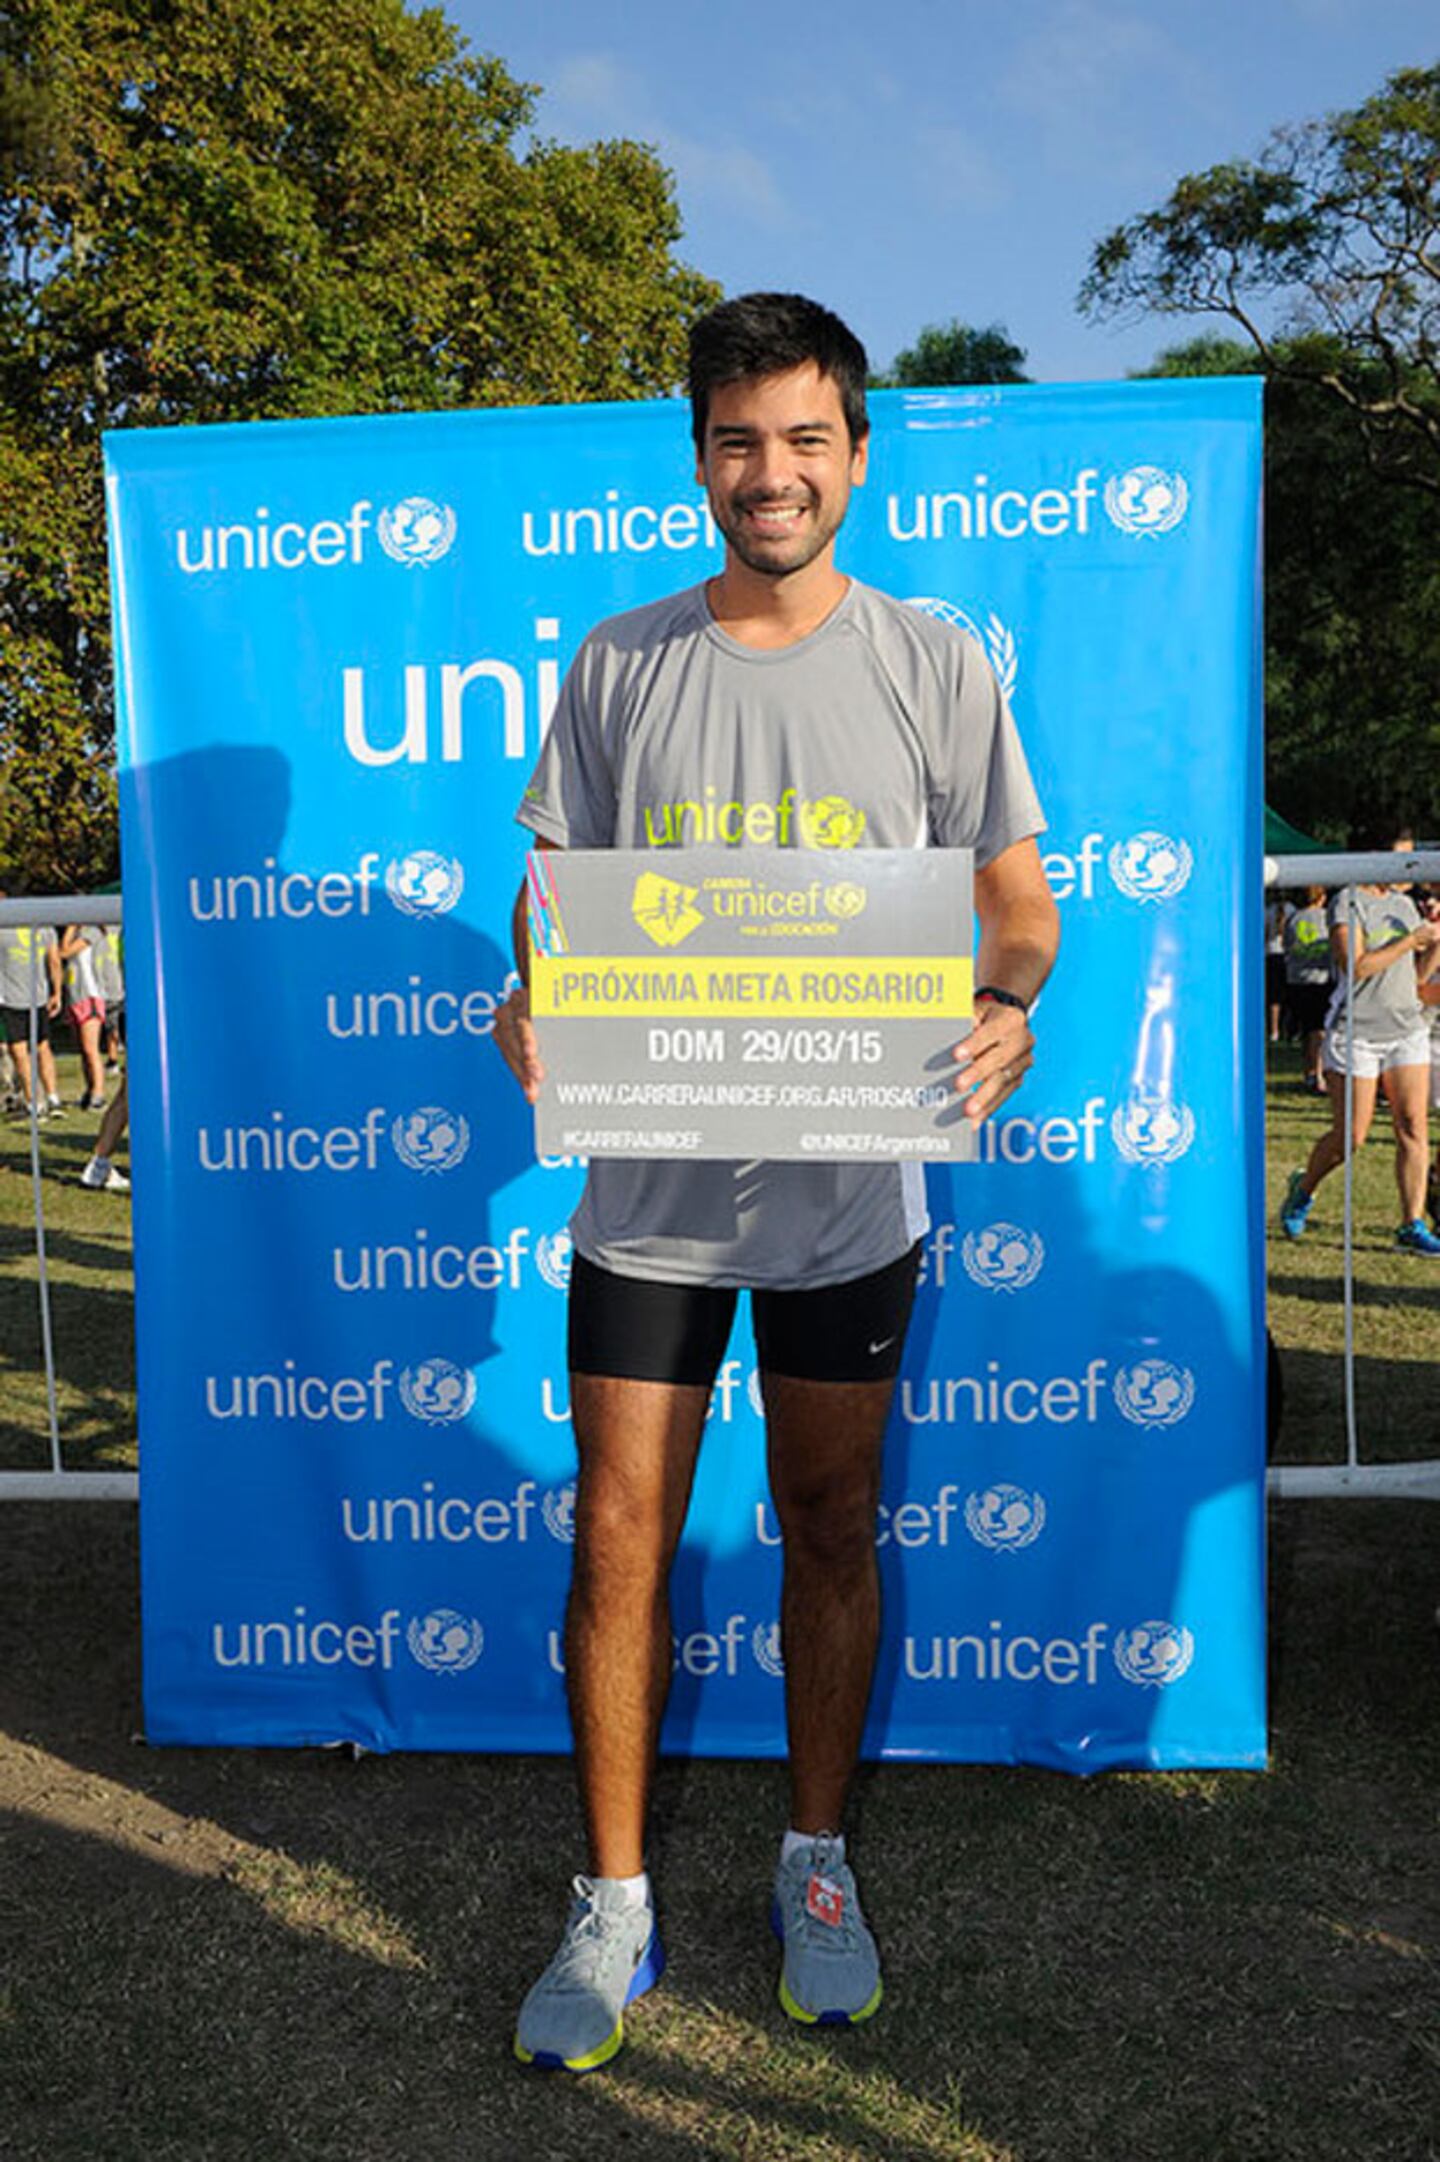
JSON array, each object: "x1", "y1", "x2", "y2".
[
  {"x1": 399, "y1": 1358, "x2": 475, "y2": 1425},
  {"x1": 904, "y1": 596, "x2": 1019, "y2": 698},
  {"x1": 965, "y1": 1485, "x2": 1047, "y2": 1552},
  {"x1": 535, "y1": 1231, "x2": 573, "y2": 1292},
  {"x1": 1109, "y1": 832, "x2": 1194, "y2": 903},
  {"x1": 386, "y1": 851, "x2": 464, "y2": 918},
  {"x1": 406, "y1": 1609, "x2": 484, "y2": 1675},
  {"x1": 377, "y1": 497, "x2": 457, "y2": 566},
  {"x1": 799, "y1": 795, "x2": 866, "y2": 849},
  {"x1": 1114, "y1": 1358, "x2": 1196, "y2": 1429},
  {"x1": 542, "y1": 1483, "x2": 577, "y2": 1543},
  {"x1": 392, "y1": 1106, "x2": 470, "y2": 1174},
  {"x1": 1111, "y1": 1096, "x2": 1197, "y2": 1166},
  {"x1": 961, "y1": 1222, "x2": 1045, "y2": 1293},
  {"x1": 752, "y1": 1622, "x2": 785, "y2": 1678},
  {"x1": 1114, "y1": 1620, "x2": 1194, "y2": 1688},
  {"x1": 1104, "y1": 467, "x2": 1189, "y2": 538},
  {"x1": 824, "y1": 881, "x2": 866, "y2": 921}
]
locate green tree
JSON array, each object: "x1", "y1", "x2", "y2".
[
  {"x1": 1143, "y1": 336, "x2": 1440, "y2": 839},
  {"x1": 0, "y1": 0, "x2": 719, "y2": 886},
  {"x1": 875, "y1": 319, "x2": 1029, "y2": 388},
  {"x1": 1081, "y1": 65, "x2": 1440, "y2": 495}
]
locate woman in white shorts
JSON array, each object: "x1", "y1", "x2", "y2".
[{"x1": 1279, "y1": 833, "x2": 1440, "y2": 1253}]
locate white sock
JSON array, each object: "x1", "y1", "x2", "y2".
[
  {"x1": 781, "y1": 1828, "x2": 843, "y2": 1867},
  {"x1": 596, "y1": 1869, "x2": 651, "y2": 1909}
]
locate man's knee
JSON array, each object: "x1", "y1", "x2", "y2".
[{"x1": 772, "y1": 1470, "x2": 879, "y2": 1572}]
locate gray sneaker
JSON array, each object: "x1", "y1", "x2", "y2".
[
  {"x1": 513, "y1": 1876, "x2": 664, "y2": 2073},
  {"x1": 771, "y1": 1836, "x2": 882, "y2": 2025}
]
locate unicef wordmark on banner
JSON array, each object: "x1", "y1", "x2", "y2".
[
  {"x1": 184, "y1": 849, "x2": 466, "y2": 923},
  {"x1": 340, "y1": 1480, "x2": 552, "y2": 1548},
  {"x1": 1039, "y1": 829, "x2": 1195, "y2": 907},
  {"x1": 902, "y1": 1617, "x2": 1194, "y2": 1688},
  {"x1": 192, "y1": 1104, "x2": 470, "y2": 1175},
  {"x1": 202, "y1": 1356, "x2": 477, "y2": 1427},
  {"x1": 210, "y1": 1604, "x2": 484, "y2": 1673},
  {"x1": 174, "y1": 496, "x2": 457, "y2": 576},
  {"x1": 881, "y1": 459, "x2": 1189, "y2": 544}
]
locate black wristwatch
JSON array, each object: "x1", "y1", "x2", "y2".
[{"x1": 974, "y1": 983, "x2": 1030, "y2": 1016}]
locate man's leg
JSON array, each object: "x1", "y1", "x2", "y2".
[
  {"x1": 566, "y1": 1372, "x2": 709, "y2": 1877},
  {"x1": 763, "y1": 1374, "x2": 892, "y2": 1834}
]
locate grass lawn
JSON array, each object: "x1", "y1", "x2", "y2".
[{"x1": 0, "y1": 1046, "x2": 1437, "y2": 2161}]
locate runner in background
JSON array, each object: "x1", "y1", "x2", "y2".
[
  {"x1": 60, "y1": 923, "x2": 109, "y2": 1109},
  {"x1": 1283, "y1": 883, "x2": 1331, "y2": 1093},
  {"x1": 0, "y1": 904, "x2": 64, "y2": 1119}
]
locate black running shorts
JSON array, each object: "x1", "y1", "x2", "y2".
[{"x1": 568, "y1": 1243, "x2": 921, "y2": 1387}]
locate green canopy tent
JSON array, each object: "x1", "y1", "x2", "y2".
[{"x1": 1265, "y1": 805, "x2": 1326, "y2": 854}]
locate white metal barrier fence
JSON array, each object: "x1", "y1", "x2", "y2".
[
  {"x1": 5, "y1": 868, "x2": 1438, "y2": 1501},
  {"x1": 1, "y1": 892, "x2": 134, "y2": 1499},
  {"x1": 1265, "y1": 849, "x2": 1440, "y2": 1499}
]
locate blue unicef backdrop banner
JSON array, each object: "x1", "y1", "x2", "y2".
[{"x1": 105, "y1": 379, "x2": 1265, "y2": 1768}]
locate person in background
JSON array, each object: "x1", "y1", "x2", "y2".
[
  {"x1": 96, "y1": 924, "x2": 126, "y2": 1072},
  {"x1": 1280, "y1": 830, "x2": 1440, "y2": 1253},
  {"x1": 78, "y1": 1076, "x2": 129, "y2": 1192},
  {"x1": 1283, "y1": 883, "x2": 1331, "y2": 1093},
  {"x1": 0, "y1": 904, "x2": 65, "y2": 1118},
  {"x1": 1264, "y1": 895, "x2": 1287, "y2": 1045},
  {"x1": 59, "y1": 923, "x2": 109, "y2": 1109}
]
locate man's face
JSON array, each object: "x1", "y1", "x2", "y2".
[{"x1": 696, "y1": 363, "x2": 867, "y2": 580}]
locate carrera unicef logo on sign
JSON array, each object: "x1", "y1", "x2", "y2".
[
  {"x1": 385, "y1": 852, "x2": 464, "y2": 918},
  {"x1": 407, "y1": 1609, "x2": 485, "y2": 1675},
  {"x1": 1103, "y1": 467, "x2": 1190, "y2": 538},
  {"x1": 1109, "y1": 832, "x2": 1194, "y2": 903},
  {"x1": 391, "y1": 1106, "x2": 470, "y2": 1174},
  {"x1": 535, "y1": 1231, "x2": 574, "y2": 1292},
  {"x1": 752, "y1": 1622, "x2": 785, "y2": 1678},
  {"x1": 964, "y1": 1485, "x2": 1047, "y2": 1553},
  {"x1": 398, "y1": 1358, "x2": 475, "y2": 1426},
  {"x1": 903, "y1": 597, "x2": 1019, "y2": 699},
  {"x1": 542, "y1": 1483, "x2": 577, "y2": 1543},
  {"x1": 377, "y1": 497, "x2": 458, "y2": 567},
  {"x1": 961, "y1": 1222, "x2": 1045, "y2": 1293},
  {"x1": 1113, "y1": 1621, "x2": 1195, "y2": 1687},
  {"x1": 1113, "y1": 1358, "x2": 1196, "y2": 1429},
  {"x1": 633, "y1": 871, "x2": 705, "y2": 949},
  {"x1": 1111, "y1": 1095, "x2": 1197, "y2": 1166}
]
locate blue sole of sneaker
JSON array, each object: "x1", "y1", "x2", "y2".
[{"x1": 514, "y1": 1930, "x2": 666, "y2": 2074}]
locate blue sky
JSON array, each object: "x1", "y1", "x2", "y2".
[{"x1": 446, "y1": 0, "x2": 1436, "y2": 382}]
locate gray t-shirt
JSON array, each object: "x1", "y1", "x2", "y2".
[
  {"x1": 1283, "y1": 903, "x2": 1330, "y2": 986},
  {"x1": 1324, "y1": 887, "x2": 1421, "y2": 1038},
  {"x1": 518, "y1": 579, "x2": 1045, "y2": 1288},
  {"x1": 0, "y1": 924, "x2": 57, "y2": 1009}
]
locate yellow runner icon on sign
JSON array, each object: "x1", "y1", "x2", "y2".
[{"x1": 632, "y1": 871, "x2": 705, "y2": 948}]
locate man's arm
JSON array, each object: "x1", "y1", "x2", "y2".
[
  {"x1": 951, "y1": 836, "x2": 1060, "y2": 1124},
  {"x1": 492, "y1": 838, "x2": 559, "y2": 1106}
]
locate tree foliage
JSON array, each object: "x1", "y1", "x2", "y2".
[
  {"x1": 1082, "y1": 65, "x2": 1440, "y2": 495},
  {"x1": 875, "y1": 319, "x2": 1029, "y2": 388},
  {"x1": 1143, "y1": 336, "x2": 1440, "y2": 840},
  {"x1": 0, "y1": 0, "x2": 719, "y2": 885}
]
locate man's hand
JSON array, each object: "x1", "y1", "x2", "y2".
[
  {"x1": 950, "y1": 997, "x2": 1034, "y2": 1123},
  {"x1": 492, "y1": 983, "x2": 546, "y2": 1105}
]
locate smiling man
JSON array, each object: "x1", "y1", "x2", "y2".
[{"x1": 494, "y1": 292, "x2": 1059, "y2": 2072}]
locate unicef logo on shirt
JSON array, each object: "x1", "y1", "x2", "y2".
[
  {"x1": 964, "y1": 1484, "x2": 1047, "y2": 1552},
  {"x1": 961, "y1": 1222, "x2": 1045, "y2": 1292},
  {"x1": 399, "y1": 1358, "x2": 475, "y2": 1425},
  {"x1": 1103, "y1": 467, "x2": 1189, "y2": 539},
  {"x1": 386, "y1": 852, "x2": 464, "y2": 918},
  {"x1": 542, "y1": 1483, "x2": 577, "y2": 1543},
  {"x1": 752, "y1": 1622, "x2": 785, "y2": 1678},
  {"x1": 1111, "y1": 1096, "x2": 1197, "y2": 1166},
  {"x1": 377, "y1": 497, "x2": 457, "y2": 566},
  {"x1": 1109, "y1": 832, "x2": 1194, "y2": 903},
  {"x1": 1113, "y1": 1358, "x2": 1196, "y2": 1429},
  {"x1": 1113, "y1": 1620, "x2": 1195, "y2": 1687},
  {"x1": 392, "y1": 1106, "x2": 470, "y2": 1174},
  {"x1": 535, "y1": 1231, "x2": 574, "y2": 1292},
  {"x1": 406, "y1": 1609, "x2": 484, "y2": 1675},
  {"x1": 903, "y1": 595, "x2": 1019, "y2": 698}
]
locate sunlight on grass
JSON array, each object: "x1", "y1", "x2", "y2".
[
  {"x1": 601, "y1": 2005, "x2": 1015, "y2": 2160},
  {"x1": 2, "y1": 1735, "x2": 424, "y2": 1970}
]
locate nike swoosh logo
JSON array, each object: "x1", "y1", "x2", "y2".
[{"x1": 869, "y1": 1336, "x2": 896, "y2": 1356}]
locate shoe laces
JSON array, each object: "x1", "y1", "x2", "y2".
[{"x1": 547, "y1": 1875, "x2": 639, "y2": 1988}]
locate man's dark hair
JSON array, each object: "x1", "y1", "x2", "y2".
[{"x1": 688, "y1": 292, "x2": 869, "y2": 451}]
